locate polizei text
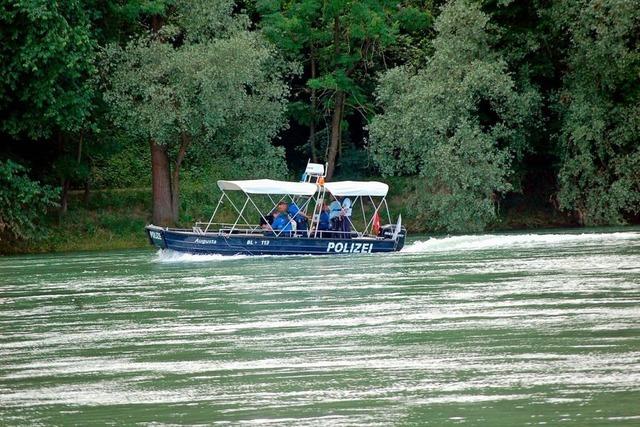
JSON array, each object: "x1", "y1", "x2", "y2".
[{"x1": 326, "y1": 242, "x2": 373, "y2": 253}]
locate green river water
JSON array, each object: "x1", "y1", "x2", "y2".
[{"x1": 1, "y1": 229, "x2": 639, "y2": 426}]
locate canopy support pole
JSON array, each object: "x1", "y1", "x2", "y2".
[
  {"x1": 204, "y1": 193, "x2": 225, "y2": 233},
  {"x1": 363, "y1": 196, "x2": 386, "y2": 235},
  {"x1": 229, "y1": 197, "x2": 250, "y2": 234},
  {"x1": 349, "y1": 196, "x2": 360, "y2": 237},
  {"x1": 360, "y1": 196, "x2": 366, "y2": 233},
  {"x1": 384, "y1": 198, "x2": 391, "y2": 224},
  {"x1": 223, "y1": 192, "x2": 252, "y2": 231},
  {"x1": 311, "y1": 186, "x2": 325, "y2": 238},
  {"x1": 245, "y1": 192, "x2": 272, "y2": 232},
  {"x1": 362, "y1": 196, "x2": 376, "y2": 234}
]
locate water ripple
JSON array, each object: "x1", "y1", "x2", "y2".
[{"x1": 1, "y1": 229, "x2": 639, "y2": 425}]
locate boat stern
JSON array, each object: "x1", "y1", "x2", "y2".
[
  {"x1": 145, "y1": 225, "x2": 167, "y2": 249},
  {"x1": 394, "y1": 229, "x2": 407, "y2": 251},
  {"x1": 380, "y1": 222, "x2": 407, "y2": 252}
]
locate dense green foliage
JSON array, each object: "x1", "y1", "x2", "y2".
[
  {"x1": 257, "y1": 0, "x2": 432, "y2": 177},
  {"x1": 0, "y1": 0, "x2": 96, "y2": 139},
  {"x1": 370, "y1": 0, "x2": 538, "y2": 231},
  {"x1": 0, "y1": 0, "x2": 100, "y2": 215},
  {"x1": 0, "y1": 0, "x2": 639, "y2": 249},
  {"x1": 0, "y1": 160, "x2": 59, "y2": 240},
  {"x1": 104, "y1": 2, "x2": 290, "y2": 156},
  {"x1": 554, "y1": 0, "x2": 640, "y2": 225}
]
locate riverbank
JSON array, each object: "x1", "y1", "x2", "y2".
[
  {"x1": 0, "y1": 182, "x2": 578, "y2": 255},
  {"x1": 0, "y1": 189, "x2": 151, "y2": 255}
]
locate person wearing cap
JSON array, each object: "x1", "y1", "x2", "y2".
[{"x1": 271, "y1": 202, "x2": 293, "y2": 235}]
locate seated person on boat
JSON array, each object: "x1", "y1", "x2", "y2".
[
  {"x1": 317, "y1": 203, "x2": 330, "y2": 235},
  {"x1": 329, "y1": 200, "x2": 342, "y2": 234},
  {"x1": 341, "y1": 197, "x2": 353, "y2": 235},
  {"x1": 260, "y1": 211, "x2": 275, "y2": 230},
  {"x1": 288, "y1": 201, "x2": 308, "y2": 232},
  {"x1": 271, "y1": 202, "x2": 293, "y2": 234},
  {"x1": 328, "y1": 198, "x2": 353, "y2": 237}
]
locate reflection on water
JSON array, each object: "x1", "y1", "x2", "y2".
[{"x1": 1, "y1": 229, "x2": 640, "y2": 425}]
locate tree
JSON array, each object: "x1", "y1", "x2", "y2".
[
  {"x1": 258, "y1": 0, "x2": 433, "y2": 179},
  {"x1": 0, "y1": 0, "x2": 96, "y2": 139},
  {"x1": 103, "y1": 0, "x2": 291, "y2": 226},
  {"x1": 0, "y1": 1, "x2": 98, "y2": 211},
  {"x1": 369, "y1": 0, "x2": 538, "y2": 232},
  {"x1": 0, "y1": 160, "x2": 59, "y2": 240},
  {"x1": 553, "y1": 0, "x2": 640, "y2": 225}
]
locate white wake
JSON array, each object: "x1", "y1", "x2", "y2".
[
  {"x1": 153, "y1": 250, "x2": 251, "y2": 263},
  {"x1": 402, "y1": 231, "x2": 640, "y2": 253}
]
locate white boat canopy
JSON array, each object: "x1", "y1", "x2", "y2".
[
  {"x1": 217, "y1": 179, "x2": 317, "y2": 196},
  {"x1": 324, "y1": 181, "x2": 389, "y2": 197}
]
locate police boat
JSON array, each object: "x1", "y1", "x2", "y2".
[{"x1": 145, "y1": 163, "x2": 406, "y2": 256}]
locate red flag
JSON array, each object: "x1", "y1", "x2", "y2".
[{"x1": 372, "y1": 211, "x2": 381, "y2": 235}]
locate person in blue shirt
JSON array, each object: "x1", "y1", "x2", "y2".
[
  {"x1": 288, "y1": 201, "x2": 308, "y2": 232},
  {"x1": 317, "y1": 203, "x2": 330, "y2": 236},
  {"x1": 271, "y1": 202, "x2": 293, "y2": 235}
]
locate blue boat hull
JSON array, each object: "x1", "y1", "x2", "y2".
[{"x1": 145, "y1": 225, "x2": 405, "y2": 256}]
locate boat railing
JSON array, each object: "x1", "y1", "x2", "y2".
[
  {"x1": 160, "y1": 222, "x2": 383, "y2": 240},
  {"x1": 191, "y1": 222, "x2": 380, "y2": 239},
  {"x1": 194, "y1": 222, "x2": 263, "y2": 234}
]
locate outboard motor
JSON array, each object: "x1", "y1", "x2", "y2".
[
  {"x1": 379, "y1": 224, "x2": 407, "y2": 239},
  {"x1": 379, "y1": 215, "x2": 407, "y2": 251}
]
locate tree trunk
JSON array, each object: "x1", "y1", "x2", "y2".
[
  {"x1": 170, "y1": 133, "x2": 190, "y2": 223},
  {"x1": 326, "y1": 91, "x2": 344, "y2": 180},
  {"x1": 76, "y1": 133, "x2": 92, "y2": 205},
  {"x1": 83, "y1": 179, "x2": 91, "y2": 205},
  {"x1": 326, "y1": 15, "x2": 343, "y2": 181},
  {"x1": 150, "y1": 140, "x2": 174, "y2": 226},
  {"x1": 170, "y1": 172, "x2": 180, "y2": 225},
  {"x1": 60, "y1": 179, "x2": 70, "y2": 215},
  {"x1": 57, "y1": 132, "x2": 69, "y2": 215},
  {"x1": 151, "y1": 15, "x2": 163, "y2": 33},
  {"x1": 309, "y1": 52, "x2": 318, "y2": 163},
  {"x1": 76, "y1": 133, "x2": 83, "y2": 163}
]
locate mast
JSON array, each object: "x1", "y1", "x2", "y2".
[{"x1": 302, "y1": 160, "x2": 328, "y2": 236}]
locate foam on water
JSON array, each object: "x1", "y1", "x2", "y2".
[
  {"x1": 402, "y1": 231, "x2": 640, "y2": 253},
  {"x1": 154, "y1": 232, "x2": 640, "y2": 261},
  {"x1": 154, "y1": 249, "x2": 326, "y2": 264},
  {"x1": 153, "y1": 249, "x2": 250, "y2": 263}
]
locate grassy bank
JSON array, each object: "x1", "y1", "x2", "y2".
[
  {"x1": 0, "y1": 180, "x2": 578, "y2": 255},
  {"x1": 0, "y1": 189, "x2": 151, "y2": 255}
]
